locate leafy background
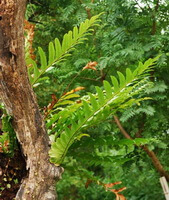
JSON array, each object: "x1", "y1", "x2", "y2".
[
  {"x1": 0, "y1": 0, "x2": 168, "y2": 199},
  {"x1": 25, "y1": 0, "x2": 169, "y2": 199}
]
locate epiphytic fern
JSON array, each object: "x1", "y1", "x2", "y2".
[
  {"x1": 49, "y1": 57, "x2": 158, "y2": 165},
  {"x1": 27, "y1": 14, "x2": 102, "y2": 86}
]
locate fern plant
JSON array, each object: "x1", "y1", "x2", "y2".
[
  {"x1": 27, "y1": 14, "x2": 102, "y2": 86},
  {"x1": 49, "y1": 57, "x2": 159, "y2": 165}
]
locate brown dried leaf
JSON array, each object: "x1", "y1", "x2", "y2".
[
  {"x1": 104, "y1": 181, "x2": 122, "y2": 188},
  {"x1": 83, "y1": 61, "x2": 98, "y2": 71},
  {"x1": 118, "y1": 193, "x2": 127, "y2": 200},
  {"x1": 64, "y1": 87, "x2": 85, "y2": 96}
]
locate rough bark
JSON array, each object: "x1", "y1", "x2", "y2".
[
  {"x1": 113, "y1": 115, "x2": 169, "y2": 182},
  {"x1": 0, "y1": 1, "x2": 63, "y2": 199}
]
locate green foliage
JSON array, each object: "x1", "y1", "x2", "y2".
[
  {"x1": 27, "y1": 14, "x2": 102, "y2": 86},
  {"x1": 25, "y1": 1, "x2": 169, "y2": 199},
  {"x1": 49, "y1": 58, "x2": 157, "y2": 165},
  {"x1": 0, "y1": 104, "x2": 17, "y2": 156},
  {"x1": 120, "y1": 81, "x2": 168, "y2": 122}
]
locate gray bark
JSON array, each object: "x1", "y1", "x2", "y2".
[{"x1": 0, "y1": 0, "x2": 63, "y2": 199}]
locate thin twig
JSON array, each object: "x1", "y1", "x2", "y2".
[
  {"x1": 113, "y1": 116, "x2": 132, "y2": 139},
  {"x1": 145, "y1": 0, "x2": 152, "y2": 11},
  {"x1": 79, "y1": 77, "x2": 99, "y2": 82},
  {"x1": 134, "y1": 0, "x2": 145, "y2": 12}
]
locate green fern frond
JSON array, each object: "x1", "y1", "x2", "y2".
[
  {"x1": 28, "y1": 13, "x2": 102, "y2": 86},
  {"x1": 49, "y1": 57, "x2": 158, "y2": 165},
  {"x1": 72, "y1": 136, "x2": 154, "y2": 149},
  {"x1": 49, "y1": 56, "x2": 156, "y2": 165},
  {"x1": 75, "y1": 153, "x2": 131, "y2": 166}
]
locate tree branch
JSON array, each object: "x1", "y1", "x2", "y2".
[
  {"x1": 78, "y1": 0, "x2": 93, "y2": 19},
  {"x1": 134, "y1": 0, "x2": 145, "y2": 12},
  {"x1": 151, "y1": 0, "x2": 160, "y2": 35},
  {"x1": 113, "y1": 115, "x2": 169, "y2": 181},
  {"x1": 113, "y1": 116, "x2": 132, "y2": 139},
  {"x1": 145, "y1": 0, "x2": 152, "y2": 11}
]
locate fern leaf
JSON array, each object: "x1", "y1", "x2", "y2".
[
  {"x1": 38, "y1": 47, "x2": 47, "y2": 70},
  {"x1": 33, "y1": 65, "x2": 40, "y2": 80},
  {"x1": 126, "y1": 68, "x2": 133, "y2": 83},
  {"x1": 117, "y1": 71, "x2": 126, "y2": 87},
  {"x1": 95, "y1": 86, "x2": 105, "y2": 105},
  {"x1": 73, "y1": 26, "x2": 78, "y2": 40},
  {"x1": 111, "y1": 76, "x2": 119, "y2": 92},
  {"x1": 49, "y1": 58, "x2": 158, "y2": 165},
  {"x1": 48, "y1": 42, "x2": 55, "y2": 65},
  {"x1": 29, "y1": 14, "x2": 102, "y2": 86},
  {"x1": 103, "y1": 81, "x2": 113, "y2": 98},
  {"x1": 54, "y1": 38, "x2": 62, "y2": 58},
  {"x1": 88, "y1": 93, "x2": 98, "y2": 111}
]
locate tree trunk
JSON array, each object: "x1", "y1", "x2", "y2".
[{"x1": 0, "y1": 1, "x2": 63, "y2": 199}]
